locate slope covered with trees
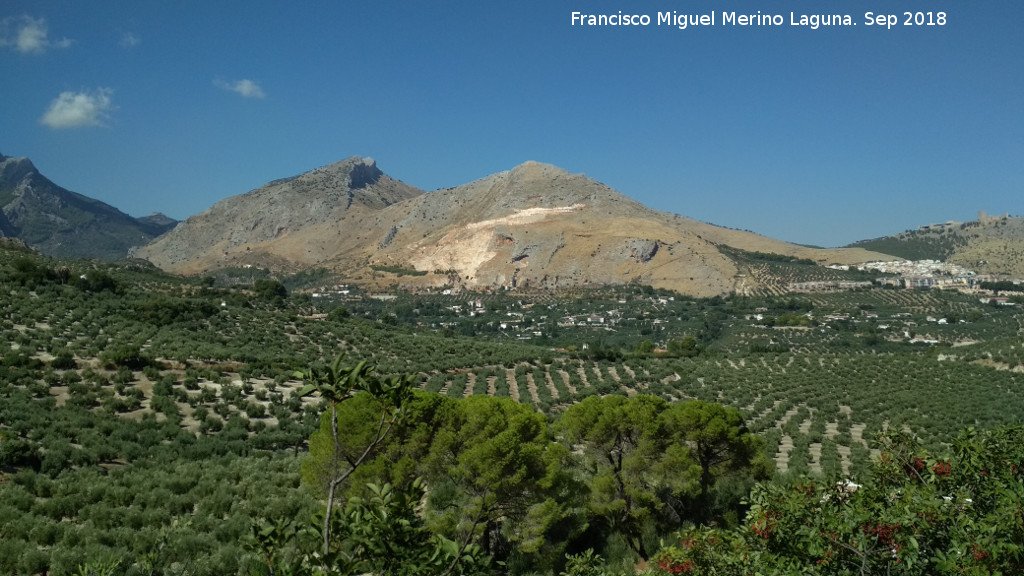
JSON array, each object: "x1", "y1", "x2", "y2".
[{"x1": 1, "y1": 242, "x2": 1023, "y2": 574}]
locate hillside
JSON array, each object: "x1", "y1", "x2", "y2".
[
  {"x1": 138, "y1": 158, "x2": 892, "y2": 297},
  {"x1": 134, "y1": 156, "x2": 424, "y2": 273},
  {"x1": 0, "y1": 153, "x2": 177, "y2": 260},
  {"x1": 849, "y1": 212, "x2": 1024, "y2": 276},
  {"x1": 2, "y1": 240, "x2": 1024, "y2": 574}
]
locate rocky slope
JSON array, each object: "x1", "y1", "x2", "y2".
[
  {"x1": 135, "y1": 157, "x2": 424, "y2": 272},
  {"x1": 138, "y1": 158, "x2": 891, "y2": 297},
  {"x1": 0, "y1": 153, "x2": 177, "y2": 260}
]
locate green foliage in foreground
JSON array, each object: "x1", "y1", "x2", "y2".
[
  {"x1": 651, "y1": 425, "x2": 1024, "y2": 575},
  {"x1": 556, "y1": 395, "x2": 772, "y2": 559},
  {"x1": 246, "y1": 360, "x2": 771, "y2": 575},
  {"x1": 248, "y1": 479, "x2": 490, "y2": 576}
]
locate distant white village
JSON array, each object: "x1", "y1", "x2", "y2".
[{"x1": 789, "y1": 259, "x2": 1022, "y2": 297}]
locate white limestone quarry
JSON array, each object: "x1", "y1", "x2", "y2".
[{"x1": 406, "y1": 204, "x2": 586, "y2": 282}]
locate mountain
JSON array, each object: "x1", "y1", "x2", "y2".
[
  {"x1": 135, "y1": 156, "x2": 425, "y2": 272},
  {"x1": 138, "y1": 158, "x2": 891, "y2": 296},
  {"x1": 849, "y1": 212, "x2": 1024, "y2": 277},
  {"x1": 0, "y1": 153, "x2": 177, "y2": 260}
]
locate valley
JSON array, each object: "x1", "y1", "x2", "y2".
[
  {"x1": 3, "y1": 154, "x2": 1024, "y2": 575},
  {"x1": 2, "y1": 240, "x2": 1023, "y2": 573}
]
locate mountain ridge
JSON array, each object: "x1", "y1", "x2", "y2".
[
  {"x1": 0, "y1": 153, "x2": 178, "y2": 260},
  {"x1": 19, "y1": 150, "x2": 1014, "y2": 295},
  {"x1": 135, "y1": 156, "x2": 424, "y2": 271},
  {"x1": 136, "y1": 157, "x2": 893, "y2": 296}
]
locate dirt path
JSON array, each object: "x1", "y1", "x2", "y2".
[
  {"x1": 506, "y1": 369, "x2": 520, "y2": 402},
  {"x1": 837, "y1": 444, "x2": 852, "y2": 476},
  {"x1": 776, "y1": 404, "x2": 803, "y2": 428},
  {"x1": 577, "y1": 365, "x2": 591, "y2": 388},
  {"x1": 607, "y1": 366, "x2": 621, "y2": 382},
  {"x1": 851, "y1": 423, "x2": 867, "y2": 446},
  {"x1": 524, "y1": 373, "x2": 541, "y2": 405},
  {"x1": 558, "y1": 369, "x2": 576, "y2": 395},
  {"x1": 775, "y1": 435, "x2": 794, "y2": 472},
  {"x1": 544, "y1": 371, "x2": 560, "y2": 401},
  {"x1": 809, "y1": 443, "x2": 822, "y2": 473}
]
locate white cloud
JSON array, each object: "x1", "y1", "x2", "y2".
[
  {"x1": 119, "y1": 31, "x2": 140, "y2": 49},
  {"x1": 215, "y1": 78, "x2": 266, "y2": 99},
  {"x1": 40, "y1": 88, "x2": 115, "y2": 129},
  {"x1": 16, "y1": 16, "x2": 47, "y2": 52},
  {"x1": 1, "y1": 16, "x2": 72, "y2": 54}
]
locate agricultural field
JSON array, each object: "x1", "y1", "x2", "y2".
[
  {"x1": 717, "y1": 246, "x2": 884, "y2": 296},
  {"x1": 3, "y1": 242, "x2": 1023, "y2": 476},
  {"x1": 2, "y1": 241, "x2": 1024, "y2": 573}
]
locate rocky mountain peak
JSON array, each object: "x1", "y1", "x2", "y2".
[
  {"x1": 507, "y1": 160, "x2": 570, "y2": 180},
  {"x1": 463, "y1": 160, "x2": 638, "y2": 216},
  {"x1": 0, "y1": 154, "x2": 39, "y2": 187},
  {"x1": 347, "y1": 157, "x2": 383, "y2": 189},
  {"x1": 140, "y1": 212, "x2": 177, "y2": 225},
  {"x1": 135, "y1": 156, "x2": 423, "y2": 271},
  {"x1": 296, "y1": 156, "x2": 382, "y2": 189},
  {"x1": 0, "y1": 153, "x2": 179, "y2": 259}
]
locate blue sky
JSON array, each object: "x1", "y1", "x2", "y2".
[{"x1": 2, "y1": 0, "x2": 1021, "y2": 247}]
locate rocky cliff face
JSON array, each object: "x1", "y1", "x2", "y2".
[
  {"x1": 136, "y1": 158, "x2": 890, "y2": 297},
  {"x1": 360, "y1": 161, "x2": 737, "y2": 295},
  {"x1": 0, "y1": 153, "x2": 177, "y2": 260},
  {"x1": 134, "y1": 157, "x2": 424, "y2": 272}
]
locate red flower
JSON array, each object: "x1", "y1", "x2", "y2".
[
  {"x1": 658, "y1": 559, "x2": 694, "y2": 574},
  {"x1": 971, "y1": 544, "x2": 989, "y2": 562},
  {"x1": 931, "y1": 461, "x2": 952, "y2": 477}
]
